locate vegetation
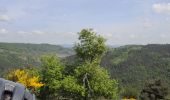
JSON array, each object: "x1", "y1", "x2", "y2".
[
  {"x1": 74, "y1": 29, "x2": 107, "y2": 63},
  {"x1": 121, "y1": 86, "x2": 138, "y2": 99},
  {"x1": 0, "y1": 42, "x2": 74, "y2": 75},
  {"x1": 1, "y1": 29, "x2": 170, "y2": 99},
  {"x1": 38, "y1": 29, "x2": 118, "y2": 99},
  {"x1": 101, "y1": 44, "x2": 170, "y2": 92},
  {"x1": 74, "y1": 29, "x2": 118, "y2": 99},
  {"x1": 74, "y1": 61, "x2": 118, "y2": 99},
  {"x1": 39, "y1": 55, "x2": 85, "y2": 99},
  {"x1": 6, "y1": 68, "x2": 44, "y2": 93},
  {"x1": 139, "y1": 79, "x2": 168, "y2": 100},
  {"x1": 122, "y1": 98, "x2": 136, "y2": 100}
]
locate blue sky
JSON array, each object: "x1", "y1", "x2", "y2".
[{"x1": 0, "y1": 0, "x2": 170, "y2": 45}]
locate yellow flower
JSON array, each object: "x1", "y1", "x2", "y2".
[
  {"x1": 122, "y1": 98, "x2": 137, "y2": 100},
  {"x1": 6, "y1": 69, "x2": 44, "y2": 90},
  {"x1": 28, "y1": 76, "x2": 44, "y2": 88}
]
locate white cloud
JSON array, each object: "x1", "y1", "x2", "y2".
[
  {"x1": 32, "y1": 30, "x2": 45, "y2": 35},
  {"x1": 17, "y1": 30, "x2": 46, "y2": 35},
  {"x1": 0, "y1": 28, "x2": 8, "y2": 34},
  {"x1": 152, "y1": 3, "x2": 170, "y2": 14},
  {"x1": 160, "y1": 34, "x2": 170, "y2": 38},
  {"x1": 0, "y1": 15, "x2": 10, "y2": 21},
  {"x1": 129, "y1": 34, "x2": 136, "y2": 39},
  {"x1": 160, "y1": 34, "x2": 166, "y2": 38},
  {"x1": 17, "y1": 30, "x2": 30, "y2": 34}
]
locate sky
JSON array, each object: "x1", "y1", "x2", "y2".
[{"x1": 0, "y1": 0, "x2": 170, "y2": 45}]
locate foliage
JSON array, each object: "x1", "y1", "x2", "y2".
[
  {"x1": 73, "y1": 29, "x2": 118, "y2": 99},
  {"x1": 39, "y1": 29, "x2": 118, "y2": 99},
  {"x1": 0, "y1": 43, "x2": 74, "y2": 72},
  {"x1": 6, "y1": 69, "x2": 44, "y2": 92},
  {"x1": 24, "y1": 66, "x2": 40, "y2": 77},
  {"x1": 39, "y1": 55, "x2": 84, "y2": 99},
  {"x1": 61, "y1": 76, "x2": 85, "y2": 98},
  {"x1": 121, "y1": 86, "x2": 138, "y2": 99},
  {"x1": 4, "y1": 30, "x2": 170, "y2": 99},
  {"x1": 139, "y1": 79, "x2": 168, "y2": 100},
  {"x1": 101, "y1": 44, "x2": 170, "y2": 91},
  {"x1": 75, "y1": 61, "x2": 118, "y2": 99},
  {"x1": 39, "y1": 55, "x2": 64, "y2": 99},
  {"x1": 122, "y1": 98, "x2": 137, "y2": 100},
  {"x1": 74, "y1": 29, "x2": 107, "y2": 63}
]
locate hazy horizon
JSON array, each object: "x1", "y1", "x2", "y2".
[{"x1": 0, "y1": 0, "x2": 170, "y2": 45}]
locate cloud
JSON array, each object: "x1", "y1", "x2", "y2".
[
  {"x1": 160, "y1": 34, "x2": 170, "y2": 38},
  {"x1": 17, "y1": 30, "x2": 46, "y2": 35},
  {"x1": 16, "y1": 30, "x2": 47, "y2": 36},
  {"x1": 0, "y1": 28, "x2": 8, "y2": 34},
  {"x1": 17, "y1": 30, "x2": 29, "y2": 34},
  {"x1": 152, "y1": 3, "x2": 170, "y2": 14},
  {"x1": 129, "y1": 34, "x2": 136, "y2": 39},
  {"x1": 0, "y1": 15, "x2": 10, "y2": 21},
  {"x1": 32, "y1": 30, "x2": 45, "y2": 35}
]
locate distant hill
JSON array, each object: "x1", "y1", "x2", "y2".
[
  {"x1": 1, "y1": 43, "x2": 170, "y2": 91},
  {"x1": 0, "y1": 43, "x2": 74, "y2": 73},
  {"x1": 64, "y1": 44, "x2": 170, "y2": 91},
  {"x1": 101, "y1": 44, "x2": 170, "y2": 90}
]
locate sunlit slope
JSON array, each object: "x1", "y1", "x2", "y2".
[
  {"x1": 1, "y1": 43, "x2": 170, "y2": 90},
  {"x1": 101, "y1": 44, "x2": 170, "y2": 89},
  {"x1": 0, "y1": 43, "x2": 74, "y2": 71}
]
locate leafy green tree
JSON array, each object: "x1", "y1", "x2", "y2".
[
  {"x1": 73, "y1": 29, "x2": 118, "y2": 99},
  {"x1": 39, "y1": 55, "x2": 64, "y2": 99},
  {"x1": 75, "y1": 61, "x2": 118, "y2": 99},
  {"x1": 39, "y1": 56, "x2": 85, "y2": 100},
  {"x1": 61, "y1": 76, "x2": 85, "y2": 99},
  {"x1": 39, "y1": 29, "x2": 118, "y2": 100},
  {"x1": 74, "y1": 29, "x2": 107, "y2": 63}
]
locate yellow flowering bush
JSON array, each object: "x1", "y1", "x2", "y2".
[
  {"x1": 122, "y1": 98, "x2": 137, "y2": 100},
  {"x1": 6, "y1": 69, "x2": 44, "y2": 90}
]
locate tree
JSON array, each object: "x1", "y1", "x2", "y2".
[
  {"x1": 39, "y1": 55, "x2": 64, "y2": 99},
  {"x1": 75, "y1": 61, "x2": 118, "y2": 99},
  {"x1": 6, "y1": 69, "x2": 44, "y2": 93},
  {"x1": 39, "y1": 29, "x2": 118, "y2": 100},
  {"x1": 39, "y1": 55, "x2": 85, "y2": 100},
  {"x1": 74, "y1": 29, "x2": 107, "y2": 63},
  {"x1": 139, "y1": 79, "x2": 168, "y2": 100},
  {"x1": 61, "y1": 75, "x2": 85, "y2": 99},
  {"x1": 73, "y1": 29, "x2": 118, "y2": 99}
]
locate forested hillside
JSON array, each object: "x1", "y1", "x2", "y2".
[
  {"x1": 3, "y1": 29, "x2": 120, "y2": 100},
  {"x1": 1, "y1": 42, "x2": 170, "y2": 91},
  {"x1": 0, "y1": 43, "x2": 74, "y2": 73},
  {"x1": 101, "y1": 44, "x2": 170, "y2": 91},
  {"x1": 0, "y1": 33, "x2": 170, "y2": 100},
  {"x1": 1, "y1": 42, "x2": 170, "y2": 96}
]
